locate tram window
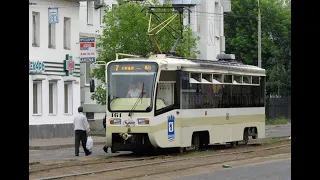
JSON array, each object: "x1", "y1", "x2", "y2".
[
  {"x1": 224, "y1": 75, "x2": 232, "y2": 83},
  {"x1": 252, "y1": 76, "x2": 260, "y2": 84},
  {"x1": 233, "y1": 75, "x2": 242, "y2": 84},
  {"x1": 180, "y1": 74, "x2": 267, "y2": 109},
  {"x1": 202, "y1": 74, "x2": 212, "y2": 83},
  {"x1": 241, "y1": 86, "x2": 251, "y2": 107},
  {"x1": 202, "y1": 84, "x2": 213, "y2": 108},
  {"x1": 250, "y1": 86, "x2": 261, "y2": 107},
  {"x1": 191, "y1": 73, "x2": 201, "y2": 82},
  {"x1": 243, "y1": 76, "x2": 251, "y2": 84},
  {"x1": 156, "y1": 83, "x2": 175, "y2": 110},
  {"x1": 259, "y1": 76, "x2": 266, "y2": 107},
  {"x1": 231, "y1": 85, "x2": 241, "y2": 107},
  {"x1": 213, "y1": 74, "x2": 222, "y2": 83},
  {"x1": 221, "y1": 85, "x2": 232, "y2": 108}
]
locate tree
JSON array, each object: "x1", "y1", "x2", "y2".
[
  {"x1": 224, "y1": 0, "x2": 291, "y2": 96},
  {"x1": 91, "y1": 0, "x2": 200, "y2": 105}
]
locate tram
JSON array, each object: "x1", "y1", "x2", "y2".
[{"x1": 91, "y1": 53, "x2": 266, "y2": 153}]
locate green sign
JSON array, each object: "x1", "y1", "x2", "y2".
[
  {"x1": 63, "y1": 54, "x2": 75, "y2": 76},
  {"x1": 29, "y1": 60, "x2": 45, "y2": 73}
]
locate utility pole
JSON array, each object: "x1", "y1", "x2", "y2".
[{"x1": 258, "y1": 0, "x2": 262, "y2": 68}]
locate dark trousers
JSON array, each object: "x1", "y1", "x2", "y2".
[{"x1": 75, "y1": 130, "x2": 90, "y2": 155}]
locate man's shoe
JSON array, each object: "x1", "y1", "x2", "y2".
[
  {"x1": 103, "y1": 146, "x2": 108, "y2": 153},
  {"x1": 85, "y1": 151, "x2": 92, "y2": 156},
  {"x1": 75, "y1": 154, "x2": 79, "y2": 156}
]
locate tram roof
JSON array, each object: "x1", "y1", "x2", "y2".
[{"x1": 111, "y1": 55, "x2": 266, "y2": 75}]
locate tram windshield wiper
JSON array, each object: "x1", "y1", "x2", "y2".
[{"x1": 128, "y1": 82, "x2": 145, "y2": 117}]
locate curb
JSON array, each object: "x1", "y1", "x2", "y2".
[{"x1": 29, "y1": 141, "x2": 106, "y2": 150}]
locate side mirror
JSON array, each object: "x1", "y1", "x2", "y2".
[{"x1": 90, "y1": 78, "x2": 95, "y2": 92}]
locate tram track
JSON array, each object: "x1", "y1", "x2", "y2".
[
  {"x1": 30, "y1": 140, "x2": 266, "y2": 174},
  {"x1": 33, "y1": 141, "x2": 290, "y2": 180}
]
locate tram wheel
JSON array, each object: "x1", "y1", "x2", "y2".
[
  {"x1": 192, "y1": 133, "x2": 200, "y2": 151},
  {"x1": 231, "y1": 141, "x2": 239, "y2": 147},
  {"x1": 243, "y1": 130, "x2": 249, "y2": 145},
  {"x1": 103, "y1": 145, "x2": 108, "y2": 153},
  {"x1": 177, "y1": 147, "x2": 185, "y2": 153},
  {"x1": 110, "y1": 147, "x2": 117, "y2": 153}
]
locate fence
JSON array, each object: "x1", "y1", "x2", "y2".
[{"x1": 265, "y1": 97, "x2": 291, "y2": 120}]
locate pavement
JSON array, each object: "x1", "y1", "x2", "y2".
[
  {"x1": 29, "y1": 124, "x2": 291, "y2": 164},
  {"x1": 176, "y1": 159, "x2": 291, "y2": 180},
  {"x1": 29, "y1": 124, "x2": 291, "y2": 151},
  {"x1": 29, "y1": 136, "x2": 106, "y2": 150},
  {"x1": 265, "y1": 123, "x2": 291, "y2": 138}
]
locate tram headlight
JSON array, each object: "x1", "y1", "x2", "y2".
[
  {"x1": 137, "y1": 118, "x2": 150, "y2": 125},
  {"x1": 109, "y1": 118, "x2": 121, "y2": 125}
]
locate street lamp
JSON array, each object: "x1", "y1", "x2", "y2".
[{"x1": 258, "y1": 0, "x2": 262, "y2": 68}]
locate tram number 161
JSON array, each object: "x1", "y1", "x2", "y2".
[{"x1": 112, "y1": 113, "x2": 121, "y2": 118}]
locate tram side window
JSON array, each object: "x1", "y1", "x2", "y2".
[
  {"x1": 155, "y1": 70, "x2": 180, "y2": 115},
  {"x1": 221, "y1": 85, "x2": 232, "y2": 108},
  {"x1": 231, "y1": 85, "x2": 241, "y2": 107},
  {"x1": 182, "y1": 74, "x2": 226, "y2": 109},
  {"x1": 250, "y1": 86, "x2": 261, "y2": 107},
  {"x1": 156, "y1": 83, "x2": 175, "y2": 110},
  {"x1": 180, "y1": 75, "x2": 265, "y2": 109},
  {"x1": 259, "y1": 76, "x2": 266, "y2": 107},
  {"x1": 241, "y1": 86, "x2": 251, "y2": 107}
]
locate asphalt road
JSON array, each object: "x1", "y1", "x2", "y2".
[
  {"x1": 265, "y1": 124, "x2": 291, "y2": 138},
  {"x1": 176, "y1": 159, "x2": 291, "y2": 180},
  {"x1": 29, "y1": 146, "x2": 131, "y2": 163},
  {"x1": 29, "y1": 124, "x2": 291, "y2": 163}
]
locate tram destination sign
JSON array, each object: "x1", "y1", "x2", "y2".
[{"x1": 109, "y1": 62, "x2": 158, "y2": 72}]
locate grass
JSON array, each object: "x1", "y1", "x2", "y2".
[
  {"x1": 178, "y1": 137, "x2": 290, "y2": 158},
  {"x1": 262, "y1": 137, "x2": 290, "y2": 145},
  {"x1": 90, "y1": 132, "x2": 106, "y2": 137},
  {"x1": 265, "y1": 117, "x2": 290, "y2": 125}
]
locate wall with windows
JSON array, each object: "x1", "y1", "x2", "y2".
[
  {"x1": 29, "y1": 76, "x2": 81, "y2": 125},
  {"x1": 78, "y1": 0, "x2": 117, "y2": 121},
  {"x1": 29, "y1": 0, "x2": 80, "y2": 63},
  {"x1": 29, "y1": 0, "x2": 82, "y2": 138}
]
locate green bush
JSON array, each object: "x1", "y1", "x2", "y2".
[{"x1": 265, "y1": 116, "x2": 289, "y2": 125}]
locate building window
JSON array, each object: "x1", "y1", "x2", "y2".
[
  {"x1": 87, "y1": 1, "x2": 94, "y2": 25},
  {"x1": 86, "y1": 112, "x2": 94, "y2": 120},
  {"x1": 33, "y1": 81, "x2": 42, "y2": 115},
  {"x1": 48, "y1": 23, "x2": 56, "y2": 48},
  {"x1": 64, "y1": 82, "x2": 73, "y2": 114},
  {"x1": 63, "y1": 17, "x2": 71, "y2": 50},
  {"x1": 49, "y1": 81, "x2": 58, "y2": 115},
  {"x1": 32, "y1": 12, "x2": 40, "y2": 47},
  {"x1": 85, "y1": 63, "x2": 91, "y2": 85},
  {"x1": 100, "y1": 5, "x2": 106, "y2": 26}
]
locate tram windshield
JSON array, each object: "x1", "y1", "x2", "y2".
[{"x1": 107, "y1": 61, "x2": 158, "y2": 112}]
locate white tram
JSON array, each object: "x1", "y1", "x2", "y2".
[{"x1": 93, "y1": 54, "x2": 266, "y2": 153}]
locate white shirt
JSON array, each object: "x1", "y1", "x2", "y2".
[
  {"x1": 127, "y1": 88, "x2": 142, "y2": 98},
  {"x1": 73, "y1": 112, "x2": 90, "y2": 132}
]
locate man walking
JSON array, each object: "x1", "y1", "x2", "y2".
[
  {"x1": 74, "y1": 106, "x2": 92, "y2": 156},
  {"x1": 102, "y1": 113, "x2": 109, "y2": 153}
]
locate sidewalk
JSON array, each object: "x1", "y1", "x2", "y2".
[
  {"x1": 29, "y1": 136, "x2": 106, "y2": 150},
  {"x1": 29, "y1": 124, "x2": 290, "y2": 151}
]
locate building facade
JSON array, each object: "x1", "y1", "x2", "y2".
[
  {"x1": 80, "y1": 0, "x2": 232, "y2": 124},
  {"x1": 169, "y1": 0, "x2": 232, "y2": 60},
  {"x1": 29, "y1": 0, "x2": 232, "y2": 139},
  {"x1": 78, "y1": 0, "x2": 117, "y2": 126},
  {"x1": 29, "y1": 0, "x2": 82, "y2": 139}
]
